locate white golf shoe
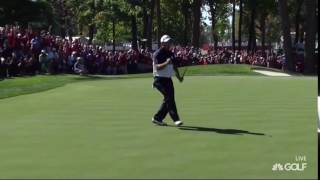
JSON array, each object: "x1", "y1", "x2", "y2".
[{"x1": 174, "y1": 120, "x2": 183, "y2": 126}]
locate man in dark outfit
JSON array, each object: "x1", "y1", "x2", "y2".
[{"x1": 152, "y1": 35, "x2": 184, "y2": 126}]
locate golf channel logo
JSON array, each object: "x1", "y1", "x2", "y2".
[{"x1": 272, "y1": 155, "x2": 307, "y2": 172}]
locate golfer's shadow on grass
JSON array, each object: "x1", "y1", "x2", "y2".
[{"x1": 168, "y1": 125, "x2": 266, "y2": 136}]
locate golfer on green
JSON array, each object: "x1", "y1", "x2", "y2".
[{"x1": 152, "y1": 35, "x2": 184, "y2": 126}]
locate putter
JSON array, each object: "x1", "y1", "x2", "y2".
[{"x1": 181, "y1": 66, "x2": 188, "y2": 79}]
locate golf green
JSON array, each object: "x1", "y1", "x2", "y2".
[{"x1": 0, "y1": 75, "x2": 317, "y2": 179}]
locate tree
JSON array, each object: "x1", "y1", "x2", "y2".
[
  {"x1": 139, "y1": 0, "x2": 155, "y2": 49},
  {"x1": 294, "y1": 0, "x2": 303, "y2": 44},
  {"x1": 0, "y1": 0, "x2": 53, "y2": 27},
  {"x1": 192, "y1": 0, "x2": 202, "y2": 48},
  {"x1": 159, "y1": 0, "x2": 186, "y2": 45},
  {"x1": 127, "y1": 0, "x2": 140, "y2": 50},
  {"x1": 88, "y1": 0, "x2": 96, "y2": 44},
  {"x1": 255, "y1": 0, "x2": 277, "y2": 53},
  {"x1": 64, "y1": 0, "x2": 84, "y2": 35},
  {"x1": 205, "y1": 0, "x2": 229, "y2": 48},
  {"x1": 207, "y1": 0, "x2": 217, "y2": 49},
  {"x1": 147, "y1": 0, "x2": 155, "y2": 49},
  {"x1": 181, "y1": 0, "x2": 192, "y2": 46},
  {"x1": 278, "y1": 0, "x2": 294, "y2": 72},
  {"x1": 94, "y1": 0, "x2": 136, "y2": 49},
  {"x1": 231, "y1": 0, "x2": 236, "y2": 52},
  {"x1": 304, "y1": 0, "x2": 317, "y2": 74},
  {"x1": 238, "y1": 0, "x2": 243, "y2": 50},
  {"x1": 156, "y1": 0, "x2": 161, "y2": 47},
  {"x1": 247, "y1": 0, "x2": 257, "y2": 53},
  {"x1": 63, "y1": 0, "x2": 97, "y2": 41},
  {"x1": 131, "y1": 15, "x2": 138, "y2": 50}
]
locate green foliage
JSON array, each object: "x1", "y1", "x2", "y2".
[
  {"x1": 241, "y1": 0, "x2": 280, "y2": 43},
  {"x1": 160, "y1": 0, "x2": 185, "y2": 44},
  {"x1": 202, "y1": 0, "x2": 232, "y2": 43},
  {"x1": 93, "y1": 0, "x2": 135, "y2": 43},
  {"x1": 0, "y1": 0, "x2": 306, "y2": 47},
  {"x1": 0, "y1": 0, "x2": 53, "y2": 26}
]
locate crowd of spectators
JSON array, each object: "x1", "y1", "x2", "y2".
[
  {"x1": 173, "y1": 47, "x2": 286, "y2": 69},
  {"x1": 0, "y1": 25, "x2": 155, "y2": 79},
  {"x1": 0, "y1": 24, "x2": 303, "y2": 80}
]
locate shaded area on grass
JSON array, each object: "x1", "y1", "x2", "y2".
[
  {"x1": 0, "y1": 75, "x2": 98, "y2": 99},
  {"x1": 167, "y1": 125, "x2": 266, "y2": 136},
  {"x1": 0, "y1": 74, "x2": 152, "y2": 99}
]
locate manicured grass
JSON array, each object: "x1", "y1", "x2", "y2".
[
  {"x1": 0, "y1": 65, "x2": 259, "y2": 99},
  {"x1": 183, "y1": 64, "x2": 260, "y2": 76},
  {"x1": 0, "y1": 75, "x2": 88, "y2": 99},
  {"x1": 0, "y1": 74, "x2": 149, "y2": 99},
  {"x1": 0, "y1": 74, "x2": 317, "y2": 179}
]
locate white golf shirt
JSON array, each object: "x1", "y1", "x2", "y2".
[{"x1": 152, "y1": 48, "x2": 174, "y2": 78}]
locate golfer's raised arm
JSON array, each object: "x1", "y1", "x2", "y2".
[{"x1": 154, "y1": 58, "x2": 171, "y2": 70}]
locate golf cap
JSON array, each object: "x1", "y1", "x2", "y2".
[{"x1": 160, "y1": 35, "x2": 172, "y2": 43}]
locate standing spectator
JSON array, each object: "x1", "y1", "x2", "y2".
[
  {"x1": 0, "y1": 57, "x2": 6, "y2": 79},
  {"x1": 39, "y1": 49, "x2": 48, "y2": 74},
  {"x1": 118, "y1": 51, "x2": 128, "y2": 74},
  {"x1": 67, "y1": 51, "x2": 77, "y2": 73},
  {"x1": 31, "y1": 36, "x2": 40, "y2": 55}
]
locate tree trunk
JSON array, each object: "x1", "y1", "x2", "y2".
[
  {"x1": 278, "y1": 0, "x2": 294, "y2": 72},
  {"x1": 260, "y1": 12, "x2": 267, "y2": 53},
  {"x1": 156, "y1": 0, "x2": 161, "y2": 48},
  {"x1": 147, "y1": 0, "x2": 155, "y2": 50},
  {"x1": 299, "y1": 25, "x2": 305, "y2": 42},
  {"x1": 232, "y1": 0, "x2": 236, "y2": 52},
  {"x1": 182, "y1": 0, "x2": 190, "y2": 46},
  {"x1": 268, "y1": 40, "x2": 272, "y2": 54},
  {"x1": 192, "y1": 0, "x2": 202, "y2": 48},
  {"x1": 131, "y1": 15, "x2": 138, "y2": 50},
  {"x1": 88, "y1": 0, "x2": 96, "y2": 45},
  {"x1": 252, "y1": 28, "x2": 256, "y2": 52},
  {"x1": 304, "y1": 0, "x2": 317, "y2": 74},
  {"x1": 61, "y1": 25, "x2": 66, "y2": 39},
  {"x1": 58, "y1": 0, "x2": 66, "y2": 39},
  {"x1": 183, "y1": 11, "x2": 189, "y2": 46},
  {"x1": 214, "y1": 34, "x2": 218, "y2": 49},
  {"x1": 247, "y1": 0, "x2": 256, "y2": 53},
  {"x1": 112, "y1": 18, "x2": 116, "y2": 53},
  {"x1": 88, "y1": 25, "x2": 94, "y2": 45},
  {"x1": 294, "y1": 0, "x2": 303, "y2": 44},
  {"x1": 208, "y1": 0, "x2": 217, "y2": 49},
  {"x1": 238, "y1": 0, "x2": 243, "y2": 50},
  {"x1": 142, "y1": 3, "x2": 148, "y2": 49}
]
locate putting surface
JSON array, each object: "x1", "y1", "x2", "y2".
[{"x1": 0, "y1": 75, "x2": 317, "y2": 179}]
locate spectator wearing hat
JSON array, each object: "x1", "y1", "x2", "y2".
[
  {"x1": 0, "y1": 57, "x2": 6, "y2": 79},
  {"x1": 39, "y1": 49, "x2": 48, "y2": 74}
]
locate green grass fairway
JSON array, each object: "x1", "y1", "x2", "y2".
[{"x1": 0, "y1": 66, "x2": 317, "y2": 179}]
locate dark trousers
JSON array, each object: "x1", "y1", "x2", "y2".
[{"x1": 153, "y1": 77, "x2": 180, "y2": 122}]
